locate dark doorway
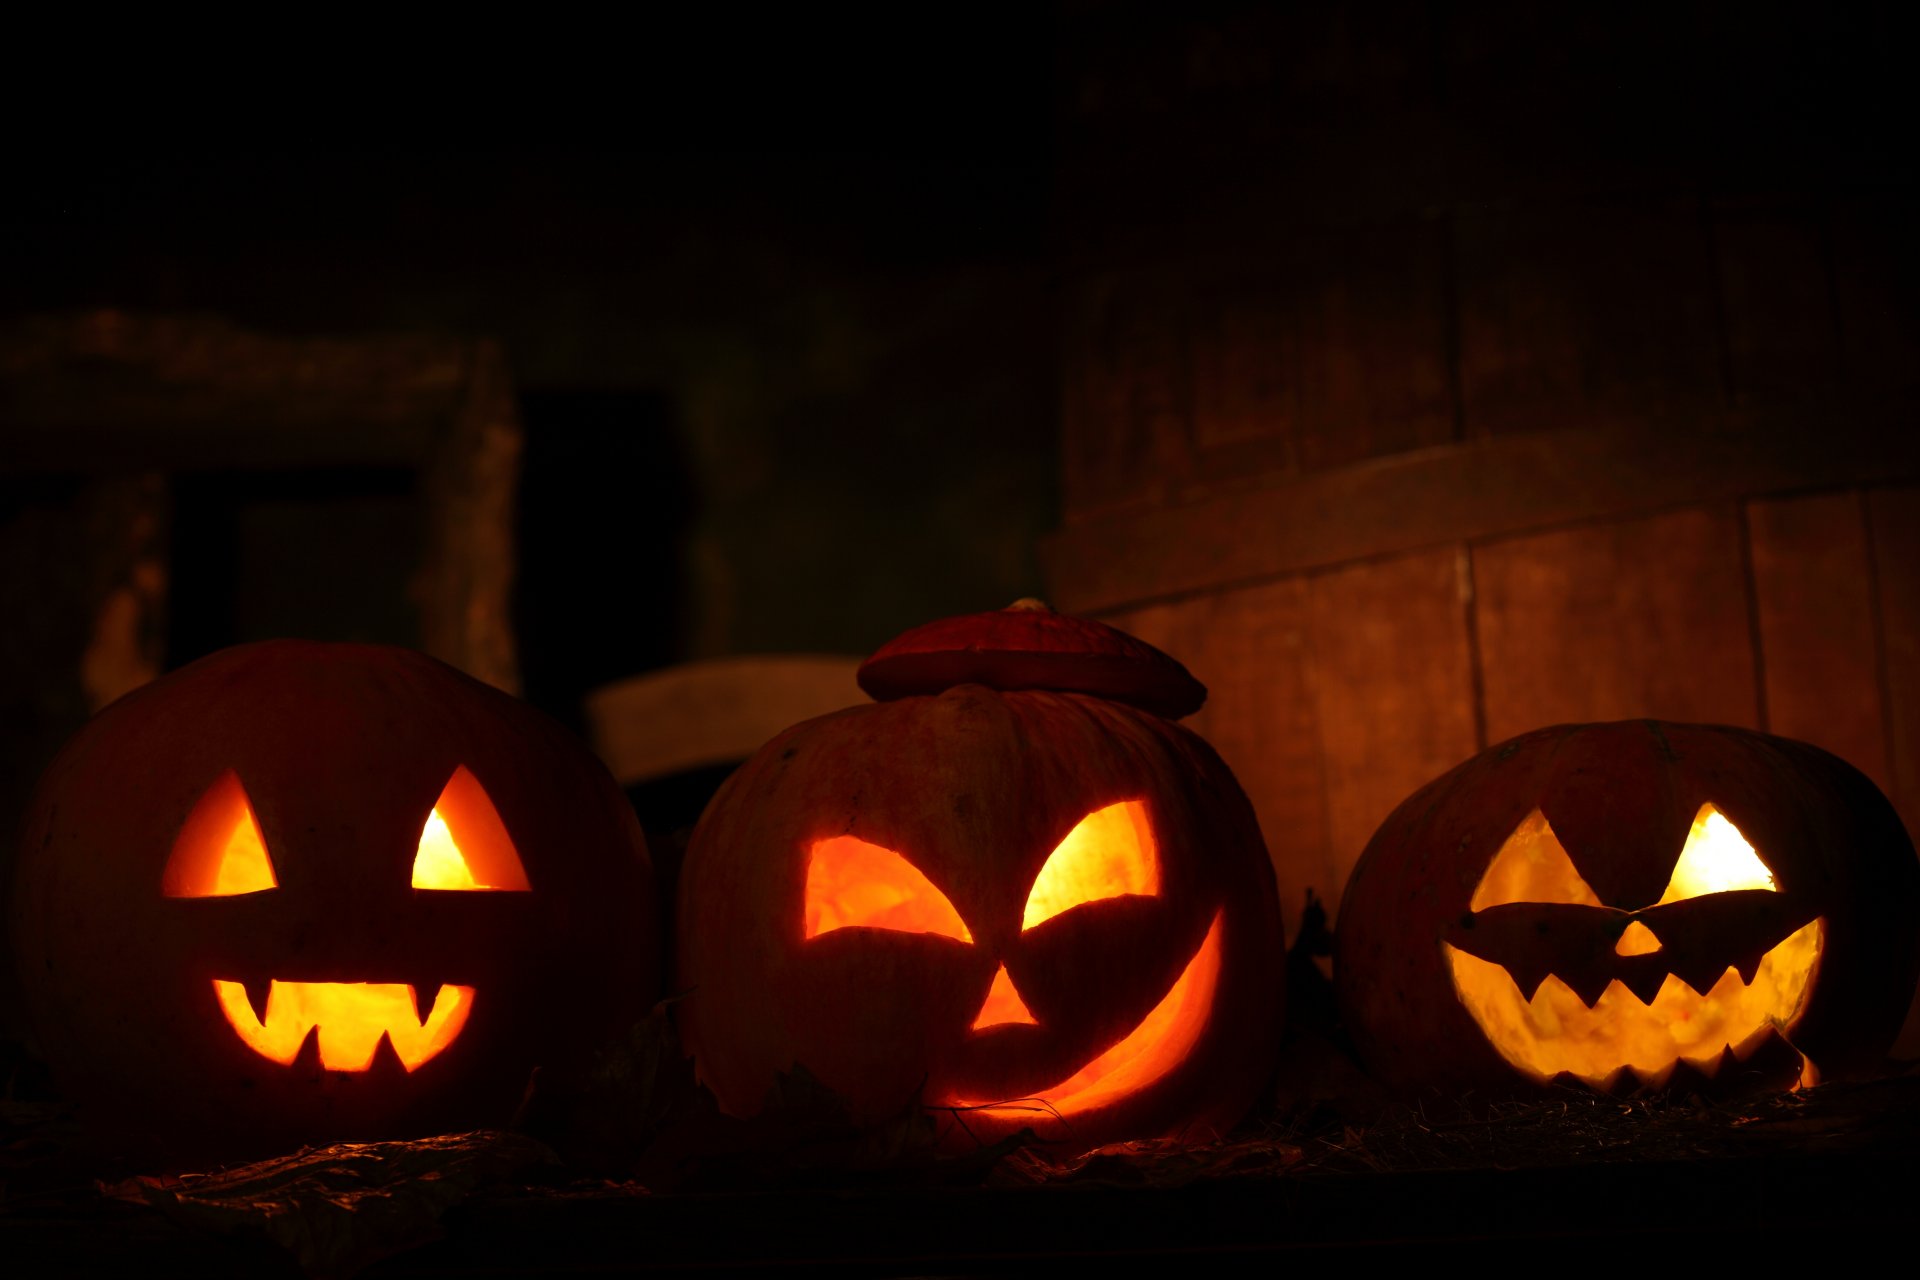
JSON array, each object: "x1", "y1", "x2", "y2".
[{"x1": 513, "y1": 390, "x2": 694, "y2": 734}]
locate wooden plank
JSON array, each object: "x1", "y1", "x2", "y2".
[
  {"x1": 1188, "y1": 222, "x2": 1454, "y2": 484},
  {"x1": 583, "y1": 656, "x2": 866, "y2": 786},
  {"x1": 0, "y1": 311, "x2": 469, "y2": 474},
  {"x1": 1110, "y1": 580, "x2": 1330, "y2": 943},
  {"x1": 1305, "y1": 548, "x2": 1479, "y2": 922},
  {"x1": 1044, "y1": 408, "x2": 1920, "y2": 615},
  {"x1": 1712, "y1": 202, "x2": 1839, "y2": 406},
  {"x1": 1454, "y1": 200, "x2": 1721, "y2": 438},
  {"x1": 1474, "y1": 506, "x2": 1759, "y2": 744},
  {"x1": 1869, "y1": 486, "x2": 1920, "y2": 845},
  {"x1": 1867, "y1": 486, "x2": 1920, "y2": 1058},
  {"x1": 1747, "y1": 491, "x2": 1887, "y2": 786},
  {"x1": 1830, "y1": 199, "x2": 1920, "y2": 396},
  {"x1": 1060, "y1": 274, "x2": 1192, "y2": 519}
]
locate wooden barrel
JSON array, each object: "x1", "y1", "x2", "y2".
[{"x1": 1043, "y1": 6, "x2": 1920, "y2": 986}]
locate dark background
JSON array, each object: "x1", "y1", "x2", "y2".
[
  {"x1": 2, "y1": 34, "x2": 1061, "y2": 725},
  {"x1": 8, "y1": 4, "x2": 1916, "y2": 725},
  {"x1": 5, "y1": 0, "x2": 1920, "y2": 1035}
]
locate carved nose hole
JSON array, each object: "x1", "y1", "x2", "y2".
[
  {"x1": 971, "y1": 964, "x2": 1037, "y2": 1030},
  {"x1": 1615, "y1": 919, "x2": 1662, "y2": 957}
]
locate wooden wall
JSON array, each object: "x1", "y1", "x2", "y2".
[{"x1": 1044, "y1": 3, "x2": 1920, "y2": 947}]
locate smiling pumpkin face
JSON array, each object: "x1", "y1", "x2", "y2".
[
  {"x1": 12, "y1": 641, "x2": 658, "y2": 1158},
  {"x1": 1336, "y1": 721, "x2": 1920, "y2": 1095},
  {"x1": 676, "y1": 606, "x2": 1285, "y2": 1150}
]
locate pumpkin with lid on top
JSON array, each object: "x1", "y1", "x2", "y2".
[{"x1": 676, "y1": 600, "x2": 1285, "y2": 1150}]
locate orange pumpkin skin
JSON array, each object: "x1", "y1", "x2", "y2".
[
  {"x1": 677, "y1": 673, "x2": 1284, "y2": 1151},
  {"x1": 1335, "y1": 721, "x2": 1920, "y2": 1095},
  {"x1": 11, "y1": 641, "x2": 658, "y2": 1158}
]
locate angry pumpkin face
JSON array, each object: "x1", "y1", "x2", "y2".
[
  {"x1": 12, "y1": 641, "x2": 658, "y2": 1157},
  {"x1": 1335, "y1": 721, "x2": 1920, "y2": 1095},
  {"x1": 1442, "y1": 804, "x2": 1823, "y2": 1088},
  {"x1": 676, "y1": 605, "x2": 1285, "y2": 1150}
]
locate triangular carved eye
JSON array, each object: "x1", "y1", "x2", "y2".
[
  {"x1": 1022, "y1": 800, "x2": 1159, "y2": 931},
  {"x1": 1656, "y1": 805, "x2": 1775, "y2": 903},
  {"x1": 164, "y1": 770, "x2": 278, "y2": 897},
  {"x1": 412, "y1": 767, "x2": 531, "y2": 891},
  {"x1": 805, "y1": 836, "x2": 971, "y2": 941},
  {"x1": 1470, "y1": 810, "x2": 1602, "y2": 910}
]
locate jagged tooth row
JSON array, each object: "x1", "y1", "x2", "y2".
[
  {"x1": 1508, "y1": 958, "x2": 1559, "y2": 1003},
  {"x1": 1558, "y1": 968, "x2": 1615, "y2": 1010},
  {"x1": 1667, "y1": 954, "x2": 1736, "y2": 1000},
  {"x1": 1618, "y1": 966, "x2": 1669, "y2": 1006}
]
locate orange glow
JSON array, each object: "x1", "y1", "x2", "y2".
[
  {"x1": 1469, "y1": 810, "x2": 1600, "y2": 910},
  {"x1": 971, "y1": 964, "x2": 1038, "y2": 1030},
  {"x1": 163, "y1": 771, "x2": 277, "y2": 897},
  {"x1": 212, "y1": 980, "x2": 475, "y2": 1072},
  {"x1": 1658, "y1": 806, "x2": 1777, "y2": 903},
  {"x1": 1614, "y1": 920, "x2": 1662, "y2": 956},
  {"x1": 1448, "y1": 920, "x2": 1823, "y2": 1088},
  {"x1": 1022, "y1": 800, "x2": 1159, "y2": 930},
  {"x1": 1454, "y1": 806, "x2": 1821, "y2": 1086},
  {"x1": 413, "y1": 767, "x2": 530, "y2": 891},
  {"x1": 949, "y1": 910, "x2": 1224, "y2": 1119},
  {"x1": 805, "y1": 836, "x2": 971, "y2": 941}
]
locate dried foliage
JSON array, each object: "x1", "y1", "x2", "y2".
[
  {"x1": 101, "y1": 1131, "x2": 557, "y2": 1279},
  {"x1": 8, "y1": 963, "x2": 1920, "y2": 1277}
]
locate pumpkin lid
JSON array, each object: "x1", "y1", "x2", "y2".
[{"x1": 857, "y1": 599, "x2": 1207, "y2": 719}]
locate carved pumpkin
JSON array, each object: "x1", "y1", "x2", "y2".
[
  {"x1": 1335, "y1": 721, "x2": 1920, "y2": 1094},
  {"x1": 676, "y1": 601, "x2": 1285, "y2": 1150},
  {"x1": 11, "y1": 641, "x2": 658, "y2": 1156}
]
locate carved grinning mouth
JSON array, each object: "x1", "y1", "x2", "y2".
[
  {"x1": 211, "y1": 980, "x2": 476, "y2": 1073},
  {"x1": 1446, "y1": 918, "x2": 1824, "y2": 1089},
  {"x1": 942, "y1": 909, "x2": 1224, "y2": 1119}
]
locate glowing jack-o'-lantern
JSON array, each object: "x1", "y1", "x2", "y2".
[
  {"x1": 676, "y1": 601, "x2": 1284, "y2": 1150},
  {"x1": 1336, "y1": 721, "x2": 1920, "y2": 1094},
  {"x1": 12, "y1": 641, "x2": 657, "y2": 1157}
]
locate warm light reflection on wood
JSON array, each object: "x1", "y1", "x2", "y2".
[
  {"x1": 952, "y1": 909, "x2": 1223, "y2": 1118},
  {"x1": 1022, "y1": 800, "x2": 1159, "y2": 930},
  {"x1": 971, "y1": 964, "x2": 1037, "y2": 1029},
  {"x1": 805, "y1": 836, "x2": 972, "y2": 941},
  {"x1": 163, "y1": 771, "x2": 277, "y2": 897},
  {"x1": 1447, "y1": 919, "x2": 1822, "y2": 1087},
  {"x1": 212, "y1": 980, "x2": 475, "y2": 1072}
]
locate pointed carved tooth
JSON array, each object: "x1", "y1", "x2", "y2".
[
  {"x1": 242, "y1": 977, "x2": 275, "y2": 1026},
  {"x1": 1620, "y1": 965, "x2": 1669, "y2": 1006},
  {"x1": 1670, "y1": 958, "x2": 1728, "y2": 1000},
  {"x1": 1632, "y1": 1058, "x2": 1678, "y2": 1092},
  {"x1": 1507, "y1": 961, "x2": 1556, "y2": 1004},
  {"x1": 1698, "y1": 1045, "x2": 1733, "y2": 1080},
  {"x1": 291, "y1": 1025, "x2": 323, "y2": 1076},
  {"x1": 408, "y1": 981, "x2": 445, "y2": 1023},
  {"x1": 1733, "y1": 950, "x2": 1766, "y2": 987},
  {"x1": 1559, "y1": 969, "x2": 1615, "y2": 1010},
  {"x1": 370, "y1": 1031, "x2": 409, "y2": 1078}
]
